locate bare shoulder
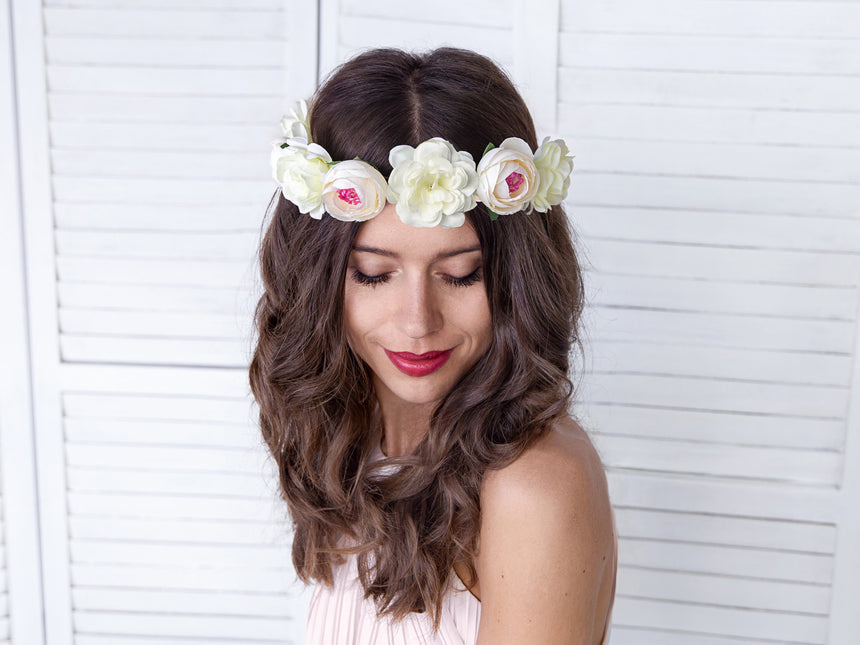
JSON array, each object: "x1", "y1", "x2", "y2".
[
  {"x1": 481, "y1": 415, "x2": 612, "y2": 526},
  {"x1": 475, "y1": 416, "x2": 616, "y2": 645}
]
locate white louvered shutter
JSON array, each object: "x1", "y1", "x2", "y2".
[
  {"x1": 560, "y1": 1, "x2": 860, "y2": 644},
  {"x1": 1, "y1": 2, "x2": 48, "y2": 643},
  {"x1": 13, "y1": 0, "x2": 318, "y2": 643},
  {"x1": 323, "y1": 2, "x2": 860, "y2": 644},
  {"x1": 8, "y1": 0, "x2": 860, "y2": 643}
]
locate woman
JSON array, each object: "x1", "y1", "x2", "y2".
[{"x1": 249, "y1": 47, "x2": 617, "y2": 644}]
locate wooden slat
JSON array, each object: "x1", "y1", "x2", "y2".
[
  {"x1": 59, "y1": 363, "x2": 249, "y2": 396},
  {"x1": 60, "y1": 310, "x2": 248, "y2": 338},
  {"x1": 66, "y1": 444, "x2": 264, "y2": 475},
  {"x1": 618, "y1": 565, "x2": 830, "y2": 614},
  {"x1": 560, "y1": 32, "x2": 860, "y2": 75},
  {"x1": 51, "y1": 122, "x2": 278, "y2": 152},
  {"x1": 585, "y1": 338, "x2": 851, "y2": 387},
  {"x1": 52, "y1": 149, "x2": 264, "y2": 180},
  {"x1": 585, "y1": 271, "x2": 856, "y2": 319},
  {"x1": 606, "y1": 471, "x2": 838, "y2": 523},
  {"x1": 583, "y1": 239, "x2": 860, "y2": 287},
  {"x1": 559, "y1": 68, "x2": 860, "y2": 112},
  {"x1": 610, "y1": 625, "x2": 808, "y2": 645},
  {"x1": 560, "y1": 0, "x2": 860, "y2": 39},
  {"x1": 46, "y1": 36, "x2": 283, "y2": 67},
  {"x1": 55, "y1": 230, "x2": 259, "y2": 258},
  {"x1": 70, "y1": 563, "x2": 292, "y2": 594},
  {"x1": 573, "y1": 207, "x2": 860, "y2": 254},
  {"x1": 62, "y1": 392, "x2": 251, "y2": 423},
  {"x1": 582, "y1": 403, "x2": 844, "y2": 451},
  {"x1": 598, "y1": 434, "x2": 840, "y2": 486},
  {"x1": 75, "y1": 636, "x2": 300, "y2": 645},
  {"x1": 583, "y1": 372, "x2": 846, "y2": 418},
  {"x1": 72, "y1": 610, "x2": 293, "y2": 639},
  {"x1": 54, "y1": 202, "x2": 267, "y2": 231},
  {"x1": 568, "y1": 171, "x2": 860, "y2": 217},
  {"x1": 68, "y1": 491, "x2": 276, "y2": 523},
  {"x1": 65, "y1": 418, "x2": 254, "y2": 449},
  {"x1": 612, "y1": 595, "x2": 827, "y2": 643},
  {"x1": 68, "y1": 516, "x2": 284, "y2": 544},
  {"x1": 615, "y1": 507, "x2": 835, "y2": 553},
  {"x1": 560, "y1": 104, "x2": 860, "y2": 148},
  {"x1": 336, "y1": 15, "x2": 513, "y2": 65},
  {"x1": 46, "y1": 0, "x2": 284, "y2": 8},
  {"x1": 49, "y1": 93, "x2": 283, "y2": 124},
  {"x1": 60, "y1": 338, "x2": 248, "y2": 367},
  {"x1": 58, "y1": 257, "x2": 250, "y2": 287},
  {"x1": 47, "y1": 65, "x2": 284, "y2": 96},
  {"x1": 563, "y1": 137, "x2": 860, "y2": 184},
  {"x1": 66, "y1": 467, "x2": 269, "y2": 498},
  {"x1": 58, "y1": 283, "x2": 244, "y2": 312},
  {"x1": 581, "y1": 305, "x2": 854, "y2": 354},
  {"x1": 619, "y1": 538, "x2": 832, "y2": 583},
  {"x1": 43, "y1": 8, "x2": 285, "y2": 38},
  {"x1": 340, "y1": 0, "x2": 513, "y2": 28},
  {"x1": 71, "y1": 540, "x2": 286, "y2": 569},
  {"x1": 71, "y1": 587, "x2": 292, "y2": 617}
]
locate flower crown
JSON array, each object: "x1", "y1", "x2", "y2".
[{"x1": 270, "y1": 100, "x2": 575, "y2": 229}]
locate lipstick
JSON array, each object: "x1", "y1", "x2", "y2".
[{"x1": 384, "y1": 348, "x2": 452, "y2": 377}]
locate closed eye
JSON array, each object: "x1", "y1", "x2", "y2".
[
  {"x1": 443, "y1": 268, "x2": 482, "y2": 288},
  {"x1": 349, "y1": 268, "x2": 483, "y2": 288}
]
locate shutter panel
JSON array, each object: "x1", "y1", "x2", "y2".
[
  {"x1": 1, "y1": 2, "x2": 47, "y2": 643},
  {"x1": 18, "y1": 0, "x2": 315, "y2": 642},
  {"x1": 320, "y1": 0, "x2": 516, "y2": 83},
  {"x1": 559, "y1": 1, "x2": 860, "y2": 643}
]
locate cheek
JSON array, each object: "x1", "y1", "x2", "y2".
[
  {"x1": 459, "y1": 291, "x2": 493, "y2": 347},
  {"x1": 343, "y1": 287, "x2": 383, "y2": 349}
]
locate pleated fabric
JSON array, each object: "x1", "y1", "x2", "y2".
[{"x1": 305, "y1": 440, "x2": 615, "y2": 645}]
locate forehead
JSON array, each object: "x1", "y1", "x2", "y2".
[{"x1": 352, "y1": 203, "x2": 480, "y2": 259}]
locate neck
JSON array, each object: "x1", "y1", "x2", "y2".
[{"x1": 373, "y1": 384, "x2": 434, "y2": 458}]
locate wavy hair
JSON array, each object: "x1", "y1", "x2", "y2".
[{"x1": 249, "y1": 47, "x2": 586, "y2": 633}]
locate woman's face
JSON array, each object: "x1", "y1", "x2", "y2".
[{"x1": 344, "y1": 203, "x2": 493, "y2": 408}]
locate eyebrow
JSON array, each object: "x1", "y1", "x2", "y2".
[{"x1": 351, "y1": 245, "x2": 481, "y2": 260}]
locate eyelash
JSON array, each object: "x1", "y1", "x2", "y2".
[{"x1": 350, "y1": 268, "x2": 483, "y2": 288}]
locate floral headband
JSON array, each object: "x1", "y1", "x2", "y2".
[{"x1": 270, "y1": 100, "x2": 575, "y2": 229}]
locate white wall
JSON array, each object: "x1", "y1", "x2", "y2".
[{"x1": 2, "y1": 0, "x2": 859, "y2": 643}]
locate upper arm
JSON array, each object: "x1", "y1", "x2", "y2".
[{"x1": 475, "y1": 440, "x2": 614, "y2": 645}]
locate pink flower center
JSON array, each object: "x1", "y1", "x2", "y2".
[
  {"x1": 337, "y1": 187, "x2": 361, "y2": 206},
  {"x1": 505, "y1": 171, "x2": 525, "y2": 196}
]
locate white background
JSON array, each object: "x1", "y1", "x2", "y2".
[{"x1": 1, "y1": 0, "x2": 859, "y2": 643}]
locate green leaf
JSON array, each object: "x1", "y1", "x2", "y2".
[
  {"x1": 488, "y1": 209, "x2": 500, "y2": 221},
  {"x1": 482, "y1": 142, "x2": 496, "y2": 157}
]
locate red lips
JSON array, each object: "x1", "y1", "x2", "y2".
[{"x1": 384, "y1": 348, "x2": 453, "y2": 377}]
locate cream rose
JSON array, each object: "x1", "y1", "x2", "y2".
[
  {"x1": 270, "y1": 137, "x2": 332, "y2": 219},
  {"x1": 279, "y1": 100, "x2": 311, "y2": 141},
  {"x1": 321, "y1": 160, "x2": 388, "y2": 222},
  {"x1": 387, "y1": 138, "x2": 479, "y2": 228},
  {"x1": 475, "y1": 137, "x2": 539, "y2": 216},
  {"x1": 531, "y1": 137, "x2": 574, "y2": 212}
]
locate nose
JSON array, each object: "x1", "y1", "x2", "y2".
[{"x1": 397, "y1": 276, "x2": 443, "y2": 339}]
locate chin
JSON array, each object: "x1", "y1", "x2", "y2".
[
  {"x1": 391, "y1": 382, "x2": 454, "y2": 406},
  {"x1": 375, "y1": 371, "x2": 458, "y2": 406}
]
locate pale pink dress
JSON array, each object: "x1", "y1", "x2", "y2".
[{"x1": 306, "y1": 440, "x2": 617, "y2": 644}]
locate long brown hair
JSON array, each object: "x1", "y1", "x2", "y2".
[{"x1": 249, "y1": 47, "x2": 586, "y2": 632}]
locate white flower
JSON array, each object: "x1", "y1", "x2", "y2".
[
  {"x1": 387, "y1": 138, "x2": 479, "y2": 228},
  {"x1": 321, "y1": 160, "x2": 388, "y2": 222},
  {"x1": 279, "y1": 100, "x2": 312, "y2": 141},
  {"x1": 475, "y1": 137, "x2": 540, "y2": 216},
  {"x1": 270, "y1": 137, "x2": 332, "y2": 219},
  {"x1": 531, "y1": 137, "x2": 574, "y2": 212}
]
